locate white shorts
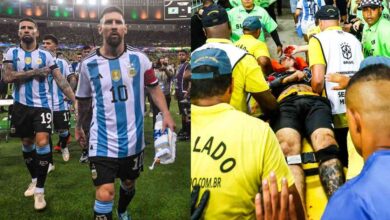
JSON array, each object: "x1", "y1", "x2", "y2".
[{"x1": 300, "y1": 20, "x2": 316, "y2": 35}]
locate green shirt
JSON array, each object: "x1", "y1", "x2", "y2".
[
  {"x1": 228, "y1": 5, "x2": 278, "y2": 42},
  {"x1": 229, "y1": 0, "x2": 271, "y2": 8},
  {"x1": 362, "y1": 16, "x2": 390, "y2": 57}
]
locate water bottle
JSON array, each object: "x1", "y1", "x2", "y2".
[{"x1": 153, "y1": 112, "x2": 171, "y2": 162}]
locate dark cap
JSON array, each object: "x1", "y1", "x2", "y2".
[
  {"x1": 242, "y1": 16, "x2": 262, "y2": 31},
  {"x1": 315, "y1": 5, "x2": 340, "y2": 20},
  {"x1": 191, "y1": 48, "x2": 232, "y2": 79},
  {"x1": 201, "y1": 4, "x2": 229, "y2": 28},
  {"x1": 359, "y1": 0, "x2": 382, "y2": 9}
]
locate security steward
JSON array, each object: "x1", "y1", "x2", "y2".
[{"x1": 308, "y1": 6, "x2": 364, "y2": 167}]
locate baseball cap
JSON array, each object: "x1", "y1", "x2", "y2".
[
  {"x1": 191, "y1": 48, "x2": 232, "y2": 79},
  {"x1": 201, "y1": 4, "x2": 229, "y2": 28},
  {"x1": 359, "y1": 0, "x2": 382, "y2": 8},
  {"x1": 359, "y1": 56, "x2": 390, "y2": 70},
  {"x1": 315, "y1": 5, "x2": 340, "y2": 20},
  {"x1": 242, "y1": 16, "x2": 262, "y2": 31}
]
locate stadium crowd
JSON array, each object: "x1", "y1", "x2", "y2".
[
  {"x1": 0, "y1": 23, "x2": 190, "y2": 48},
  {"x1": 191, "y1": 0, "x2": 390, "y2": 219}
]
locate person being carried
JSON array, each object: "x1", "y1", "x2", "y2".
[
  {"x1": 191, "y1": 47, "x2": 305, "y2": 220},
  {"x1": 270, "y1": 55, "x2": 345, "y2": 202}
]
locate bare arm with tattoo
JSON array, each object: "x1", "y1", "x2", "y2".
[
  {"x1": 2, "y1": 63, "x2": 50, "y2": 83},
  {"x1": 75, "y1": 98, "x2": 92, "y2": 147},
  {"x1": 52, "y1": 68, "x2": 76, "y2": 103}
]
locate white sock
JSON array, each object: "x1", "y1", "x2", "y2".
[
  {"x1": 32, "y1": 178, "x2": 37, "y2": 183},
  {"x1": 35, "y1": 187, "x2": 44, "y2": 194}
]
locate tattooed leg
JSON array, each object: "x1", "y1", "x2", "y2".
[
  {"x1": 319, "y1": 158, "x2": 345, "y2": 197},
  {"x1": 311, "y1": 128, "x2": 345, "y2": 197}
]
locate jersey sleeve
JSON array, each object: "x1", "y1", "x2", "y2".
[
  {"x1": 45, "y1": 51, "x2": 58, "y2": 70},
  {"x1": 76, "y1": 62, "x2": 92, "y2": 98},
  {"x1": 308, "y1": 37, "x2": 326, "y2": 67},
  {"x1": 140, "y1": 53, "x2": 158, "y2": 86},
  {"x1": 3, "y1": 47, "x2": 15, "y2": 65},
  {"x1": 261, "y1": 9, "x2": 278, "y2": 33},
  {"x1": 236, "y1": 55, "x2": 269, "y2": 93},
  {"x1": 261, "y1": 125, "x2": 295, "y2": 189},
  {"x1": 253, "y1": 42, "x2": 271, "y2": 59}
]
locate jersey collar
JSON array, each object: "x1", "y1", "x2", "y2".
[
  {"x1": 323, "y1": 26, "x2": 342, "y2": 32},
  {"x1": 96, "y1": 44, "x2": 127, "y2": 60},
  {"x1": 192, "y1": 103, "x2": 235, "y2": 115},
  {"x1": 238, "y1": 5, "x2": 259, "y2": 13},
  {"x1": 19, "y1": 43, "x2": 39, "y2": 52},
  {"x1": 206, "y1": 38, "x2": 233, "y2": 44}
]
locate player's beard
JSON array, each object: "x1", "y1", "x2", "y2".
[
  {"x1": 107, "y1": 34, "x2": 122, "y2": 47},
  {"x1": 22, "y1": 35, "x2": 34, "y2": 44}
]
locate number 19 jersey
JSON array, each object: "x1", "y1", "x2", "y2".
[{"x1": 76, "y1": 46, "x2": 158, "y2": 158}]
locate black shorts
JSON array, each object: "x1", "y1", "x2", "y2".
[
  {"x1": 10, "y1": 102, "x2": 52, "y2": 138},
  {"x1": 325, "y1": 0, "x2": 347, "y2": 16},
  {"x1": 89, "y1": 151, "x2": 144, "y2": 186},
  {"x1": 53, "y1": 110, "x2": 70, "y2": 131},
  {"x1": 271, "y1": 95, "x2": 334, "y2": 137}
]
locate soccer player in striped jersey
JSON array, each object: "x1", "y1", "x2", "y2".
[
  {"x1": 2, "y1": 18, "x2": 76, "y2": 210},
  {"x1": 75, "y1": 7, "x2": 175, "y2": 220},
  {"x1": 42, "y1": 34, "x2": 77, "y2": 163}
]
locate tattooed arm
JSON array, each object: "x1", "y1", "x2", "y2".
[
  {"x1": 52, "y1": 68, "x2": 76, "y2": 103},
  {"x1": 2, "y1": 63, "x2": 50, "y2": 83}
]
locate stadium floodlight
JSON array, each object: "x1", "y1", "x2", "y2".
[
  {"x1": 101, "y1": 0, "x2": 109, "y2": 5},
  {"x1": 89, "y1": 0, "x2": 97, "y2": 5},
  {"x1": 76, "y1": 0, "x2": 84, "y2": 5},
  {"x1": 57, "y1": 0, "x2": 64, "y2": 4}
]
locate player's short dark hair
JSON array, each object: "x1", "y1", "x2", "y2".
[
  {"x1": 43, "y1": 34, "x2": 59, "y2": 45},
  {"x1": 178, "y1": 49, "x2": 188, "y2": 54},
  {"x1": 18, "y1": 17, "x2": 37, "y2": 28},
  {"x1": 347, "y1": 64, "x2": 390, "y2": 91},
  {"x1": 76, "y1": 52, "x2": 82, "y2": 56},
  {"x1": 82, "y1": 45, "x2": 91, "y2": 51},
  {"x1": 191, "y1": 65, "x2": 232, "y2": 100},
  {"x1": 99, "y1": 6, "x2": 124, "y2": 21}
]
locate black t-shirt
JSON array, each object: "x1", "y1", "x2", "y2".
[{"x1": 191, "y1": 12, "x2": 207, "y2": 52}]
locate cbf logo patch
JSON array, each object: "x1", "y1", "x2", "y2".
[
  {"x1": 127, "y1": 63, "x2": 136, "y2": 77},
  {"x1": 341, "y1": 43, "x2": 352, "y2": 60},
  {"x1": 25, "y1": 57, "x2": 32, "y2": 64},
  {"x1": 111, "y1": 69, "x2": 121, "y2": 81}
]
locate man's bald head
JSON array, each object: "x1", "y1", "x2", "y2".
[{"x1": 346, "y1": 64, "x2": 390, "y2": 159}]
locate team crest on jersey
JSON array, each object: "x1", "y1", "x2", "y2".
[
  {"x1": 25, "y1": 57, "x2": 32, "y2": 64},
  {"x1": 111, "y1": 69, "x2": 121, "y2": 81},
  {"x1": 128, "y1": 64, "x2": 136, "y2": 77},
  {"x1": 36, "y1": 58, "x2": 42, "y2": 65}
]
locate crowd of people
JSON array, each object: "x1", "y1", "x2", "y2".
[
  {"x1": 0, "y1": 23, "x2": 190, "y2": 48},
  {"x1": 191, "y1": 0, "x2": 389, "y2": 219},
  {"x1": 0, "y1": 5, "x2": 190, "y2": 220}
]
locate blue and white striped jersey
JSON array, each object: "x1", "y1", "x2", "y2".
[
  {"x1": 4, "y1": 46, "x2": 57, "y2": 109},
  {"x1": 49, "y1": 57, "x2": 74, "y2": 112},
  {"x1": 76, "y1": 46, "x2": 158, "y2": 158},
  {"x1": 297, "y1": 0, "x2": 324, "y2": 22}
]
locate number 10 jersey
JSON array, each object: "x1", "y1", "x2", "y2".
[{"x1": 76, "y1": 46, "x2": 158, "y2": 158}]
